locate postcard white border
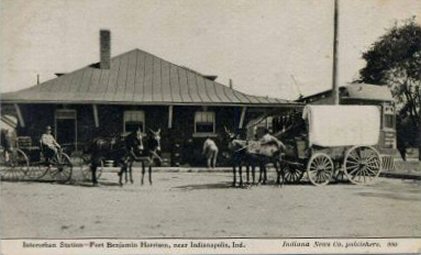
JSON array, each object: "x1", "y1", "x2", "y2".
[{"x1": 2, "y1": 238, "x2": 421, "y2": 255}]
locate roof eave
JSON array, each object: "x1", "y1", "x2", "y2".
[
  {"x1": 341, "y1": 96, "x2": 393, "y2": 102},
  {"x1": 0, "y1": 99, "x2": 302, "y2": 107}
]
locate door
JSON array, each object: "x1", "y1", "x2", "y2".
[{"x1": 55, "y1": 110, "x2": 77, "y2": 151}]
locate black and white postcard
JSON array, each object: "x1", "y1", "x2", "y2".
[{"x1": 1, "y1": 0, "x2": 420, "y2": 254}]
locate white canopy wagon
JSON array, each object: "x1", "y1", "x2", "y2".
[{"x1": 281, "y1": 105, "x2": 382, "y2": 186}]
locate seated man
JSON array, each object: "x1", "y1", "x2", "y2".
[{"x1": 40, "y1": 126, "x2": 61, "y2": 163}]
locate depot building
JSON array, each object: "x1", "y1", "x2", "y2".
[{"x1": 0, "y1": 30, "x2": 300, "y2": 166}]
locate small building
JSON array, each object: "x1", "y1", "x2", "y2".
[
  {"x1": 297, "y1": 83, "x2": 396, "y2": 155},
  {"x1": 0, "y1": 30, "x2": 300, "y2": 166}
]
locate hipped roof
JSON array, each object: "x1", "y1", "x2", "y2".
[{"x1": 1, "y1": 49, "x2": 297, "y2": 107}]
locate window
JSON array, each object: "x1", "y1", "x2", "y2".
[
  {"x1": 256, "y1": 116, "x2": 273, "y2": 132},
  {"x1": 55, "y1": 109, "x2": 76, "y2": 120},
  {"x1": 384, "y1": 114, "x2": 395, "y2": 129},
  {"x1": 194, "y1": 111, "x2": 215, "y2": 134},
  {"x1": 124, "y1": 111, "x2": 145, "y2": 133},
  {"x1": 382, "y1": 103, "x2": 395, "y2": 130}
]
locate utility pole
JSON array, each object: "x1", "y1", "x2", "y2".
[{"x1": 332, "y1": 0, "x2": 340, "y2": 105}]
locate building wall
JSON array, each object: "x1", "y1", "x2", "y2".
[
  {"x1": 170, "y1": 106, "x2": 240, "y2": 166},
  {"x1": 9, "y1": 103, "x2": 243, "y2": 166},
  {"x1": 16, "y1": 104, "x2": 55, "y2": 143}
]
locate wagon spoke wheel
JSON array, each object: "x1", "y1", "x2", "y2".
[
  {"x1": 0, "y1": 149, "x2": 29, "y2": 181},
  {"x1": 344, "y1": 146, "x2": 381, "y2": 185},
  {"x1": 80, "y1": 155, "x2": 103, "y2": 181},
  {"x1": 49, "y1": 153, "x2": 72, "y2": 183},
  {"x1": 307, "y1": 152, "x2": 334, "y2": 186},
  {"x1": 283, "y1": 164, "x2": 304, "y2": 184}
]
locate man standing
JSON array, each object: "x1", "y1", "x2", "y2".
[
  {"x1": 40, "y1": 126, "x2": 61, "y2": 162},
  {"x1": 202, "y1": 137, "x2": 218, "y2": 169},
  {"x1": 1, "y1": 129, "x2": 14, "y2": 163}
]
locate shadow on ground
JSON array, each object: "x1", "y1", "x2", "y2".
[
  {"x1": 171, "y1": 179, "x2": 343, "y2": 190},
  {"x1": 173, "y1": 182, "x2": 238, "y2": 190},
  {"x1": 357, "y1": 191, "x2": 421, "y2": 202}
]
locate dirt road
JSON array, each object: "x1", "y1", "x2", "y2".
[{"x1": 1, "y1": 171, "x2": 421, "y2": 238}]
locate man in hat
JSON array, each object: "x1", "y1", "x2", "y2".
[{"x1": 40, "y1": 126, "x2": 61, "y2": 163}]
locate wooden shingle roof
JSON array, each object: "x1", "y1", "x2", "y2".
[{"x1": 1, "y1": 49, "x2": 297, "y2": 106}]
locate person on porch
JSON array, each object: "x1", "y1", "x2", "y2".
[{"x1": 202, "y1": 136, "x2": 218, "y2": 169}]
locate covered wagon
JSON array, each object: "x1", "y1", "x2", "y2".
[{"x1": 281, "y1": 105, "x2": 382, "y2": 186}]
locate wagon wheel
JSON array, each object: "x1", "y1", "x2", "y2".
[
  {"x1": 80, "y1": 155, "x2": 103, "y2": 181},
  {"x1": 49, "y1": 152, "x2": 72, "y2": 183},
  {"x1": 283, "y1": 163, "x2": 304, "y2": 184},
  {"x1": 0, "y1": 148, "x2": 29, "y2": 181},
  {"x1": 306, "y1": 152, "x2": 334, "y2": 186},
  {"x1": 344, "y1": 146, "x2": 381, "y2": 185}
]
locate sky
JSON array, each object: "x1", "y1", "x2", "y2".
[{"x1": 1, "y1": 0, "x2": 420, "y2": 100}]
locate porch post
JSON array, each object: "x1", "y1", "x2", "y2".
[
  {"x1": 168, "y1": 105, "x2": 173, "y2": 129},
  {"x1": 13, "y1": 104, "x2": 25, "y2": 128},
  {"x1": 239, "y1": 106, "x2": 247, "y2": 129},
  {"x1": 93, "y1": 104, "x2": 99, "y2": 128}
]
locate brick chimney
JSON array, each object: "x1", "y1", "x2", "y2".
[{"x1": 100, "y1": 30, "x2": 111, "y2": 69}]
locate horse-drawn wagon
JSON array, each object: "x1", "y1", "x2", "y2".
[
  {"x1": 281, "y1": 105, "x2": 382, "y2": 186},
  {"x1": 0, "y1": 136, "x2": 73, "y2": 182}
]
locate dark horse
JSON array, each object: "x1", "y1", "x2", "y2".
[
  {"x1": 88, "y1": 128, "x2": 144, "y2": 186},
  {"x1": 128, "y1": 128, "x2": 162, "y2": 185},
  {"x1": 224, "y1": 129, "x2": 256, "y2": 186},
  {"x1": 88, "y1": 128, "x2": 162, "y2": 186},
  {"x1": 224, "y1": 127, "x2": 285, "y2": 186}
]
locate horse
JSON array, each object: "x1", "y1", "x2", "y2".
[
  {"x1": 224, "y1": 130, "x2": 255, "y2": 186},
  {"x1": 88, "y1": 128, "x2": 144, "y2": 186},
  {"x1": 88, "y1": 128, "x2": 162, "y2": 186},
  {"x1": 224, "y1": 127, "x2": 285, "y2": 186},
  {"x1": 129, "y1": 128, "x2": 162, "y2": 185}
]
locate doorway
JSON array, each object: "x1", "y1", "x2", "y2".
[{"x1": 55, "y1": 109, "x2": 77, "y2": 151}]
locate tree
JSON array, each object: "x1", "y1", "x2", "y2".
[{"x1": 359, "y1": 17, "x2": 421, "y2": 159}]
